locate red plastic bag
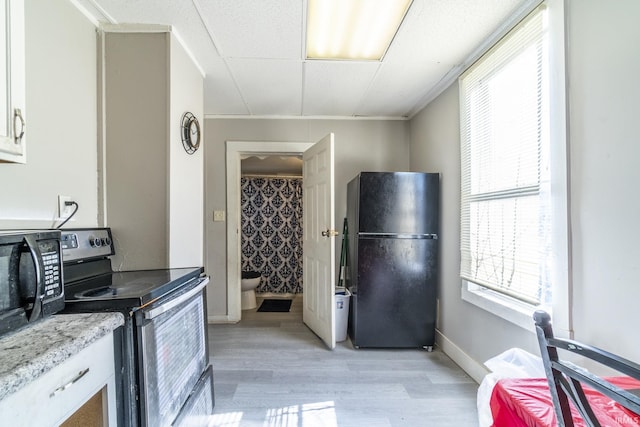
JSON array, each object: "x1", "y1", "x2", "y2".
[{"x1": 490, "y1": 377, "x2": 640, "y2": 427}]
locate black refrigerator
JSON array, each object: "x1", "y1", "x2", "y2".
[{"x1": 346, "y1": 172, "x2": 439, "y2": 348}]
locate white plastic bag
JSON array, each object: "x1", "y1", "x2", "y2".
[{"x1": 477, "y1": 348, "x2": 545, "y2": 427}]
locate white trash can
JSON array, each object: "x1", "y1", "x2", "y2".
[{"x1": 335, "y1": 287, "x2": 351, "y2": 342}]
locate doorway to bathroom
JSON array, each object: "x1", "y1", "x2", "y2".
[
  {"x1": 240, "y1": 155, "x2": 303, "y2": 297},
  {"x1": 226, "y1": 141, "x2": 312, "y2": 325},
  {"x1": 226, "y1": 138, "x2": 337, "y2": 349}
]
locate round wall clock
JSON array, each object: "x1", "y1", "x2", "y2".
[{"x1": 180, "y1": 112, "x2": 201, "y2": 154}]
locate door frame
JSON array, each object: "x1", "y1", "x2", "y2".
[{"x1": 225, "y1": 141, "x2": 314, "y2": 322}]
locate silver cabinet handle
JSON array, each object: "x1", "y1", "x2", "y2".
[
  {"x1": 13, "y1": 108, "x2": 25, "y2": 144},
  {"x1": 49, "y1": 368, "x2": 90, "y2": 398}
]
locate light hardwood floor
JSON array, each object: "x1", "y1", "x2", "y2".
[{"x1": 208, "y1": 296, "x2": 479, "y2": 426}]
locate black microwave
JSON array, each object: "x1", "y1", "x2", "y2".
[{"x1": 0, "y1": 230, "x2": 64, "y2": 337}]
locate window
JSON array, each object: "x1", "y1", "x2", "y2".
[{"x1": 459, "y1": 1, "x2": 569, "y2": 332}]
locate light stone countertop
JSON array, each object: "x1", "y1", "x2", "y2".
[{"x1": 0, "y1": 312, "x2": 124, "y2": 401}]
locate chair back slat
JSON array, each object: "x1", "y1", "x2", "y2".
[{"x1": 533, "y1": 310, "x2": 640, "y2": 426}]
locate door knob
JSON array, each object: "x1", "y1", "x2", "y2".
[{"x1": 322, "y1": 229, "x2": 338, "y2": 237}]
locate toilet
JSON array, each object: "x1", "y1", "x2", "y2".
[{"x1": 241, "y1": 271, "x2": 261, "y2": 310}]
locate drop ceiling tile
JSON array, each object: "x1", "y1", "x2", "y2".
[
  {"x1": 303, "y1": 61, "x2": 380, "y2": 116},
  {"x1": 388, "y1": 0, "x2": 523, "y2": 64},
  {"x1": 227, "y1": 58, "x2": 302, "y2": 116},
  {"x1": 355, "y1": 60, "x2": 451, "y2": 117},
  {"x1": 356, "y1": 0, "x2": 525, "y2": 117},
  {"x1": 204, "y1": 60, "x2": 250, "y2": 115},
  {"x1": 198, "y1": 0, "x2": 303, "y2": 59}
]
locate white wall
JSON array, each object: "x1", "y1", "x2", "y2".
[
  {"x1": 409, "y1": 0, "x2": 640, "y2": 372},
  {"x1": 0, "y1": 0, "x2": 97, "y2": 228},
  {"x1": 169, "y1": 33, "x2": 204, "y2": 268},
  {"x1": 565, "y1": 0, "x2": 640, "y2": 360},
  {"x1": 204, "y1": 118, "x2": 409, "y2": 318}
]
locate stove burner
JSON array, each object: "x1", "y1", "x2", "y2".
[
  {"x1": 77, "y1": 286, "x2": 116, "y2": 298},
  {"x1": 74, "y1": 282, "x2": 157, "y2": 299}
]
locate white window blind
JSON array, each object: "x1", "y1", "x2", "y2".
[{"x1": 460, "y1": 5, "x2": 551, "y2": 305}]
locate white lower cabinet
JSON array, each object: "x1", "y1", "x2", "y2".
[{"x1": 0, "y1": 333, "x2": 117, "y2": 426}]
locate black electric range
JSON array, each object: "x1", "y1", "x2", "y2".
[
  {"x1": 64, "y1": 265, "x2": 203, "y2": 310},
  {"x1": 61, "y1": 228, "x2": 214, "y2": 427}
]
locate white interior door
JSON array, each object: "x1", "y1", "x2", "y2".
[{"x1": 302, "y1": 133, "x2": 336, "y2": 349}]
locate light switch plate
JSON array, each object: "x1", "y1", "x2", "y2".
[{"x1": 213, "y1": 210, "x2": 226, "y2": 222}]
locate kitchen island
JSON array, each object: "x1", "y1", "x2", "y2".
[{"x1": 0, "y1": 312, "x2": 124, "y2": 426}]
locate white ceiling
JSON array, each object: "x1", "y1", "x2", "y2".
[{"x1": 76, "y1": 0, "x2": 531, "y2": 119}]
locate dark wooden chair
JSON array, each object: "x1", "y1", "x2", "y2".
[{"x1": 533, "y1": 310, "x2": 640, "y2": 427}]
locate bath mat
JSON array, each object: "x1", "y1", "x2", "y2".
[{"x1": 257, "y1": 299, "x2": 292, "y2": 312}]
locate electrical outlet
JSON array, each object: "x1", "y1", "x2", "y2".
[{"x1": 58, "y1": 195, "x2": 73, "y2": 217}]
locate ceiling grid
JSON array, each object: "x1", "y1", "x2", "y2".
[{"x1": 75, "y1": 0, "x2": 528, "y2": 119}]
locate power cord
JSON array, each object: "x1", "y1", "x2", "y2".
[{"x1": 56, "y1": 201, "x2": 79, "y2": 229}]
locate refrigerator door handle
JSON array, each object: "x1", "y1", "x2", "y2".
[{"x1": 358, "y1": 233, "x2": 438, "y2": 239}]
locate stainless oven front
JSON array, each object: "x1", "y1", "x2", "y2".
[{"x1": 135, "y1": 276, "x2": 210, "y2": 427}]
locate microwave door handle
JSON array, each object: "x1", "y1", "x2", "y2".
[{"x1": 24, "y1": 236, "x2": 44, "y2": 322}]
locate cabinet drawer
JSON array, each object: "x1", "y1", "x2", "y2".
[{"x1": 0, "y1": 333, "x2": 116, "y2": 426}]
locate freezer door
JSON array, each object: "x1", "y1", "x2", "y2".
[
  {"x1": 357, "y1": 172, "x2": 439, "y2": 235},
  {"x1": 348, "y1": 237, "x2": 437, "y2": 348}
]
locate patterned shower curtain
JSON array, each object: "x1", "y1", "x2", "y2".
[{"x1": 241, "y1": 177, "x2": 303, "y2": 294}]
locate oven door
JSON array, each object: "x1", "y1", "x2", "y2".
[
  {"x1": 136, "y1": 276, "x2": 210, "y2": 427},
  {"x1": 172, "y1": 364, "x2": 215, "y2": 427}
]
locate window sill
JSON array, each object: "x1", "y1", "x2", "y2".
[{"x1": 461, "y1": 280, "x2": 546, "y2": 333}]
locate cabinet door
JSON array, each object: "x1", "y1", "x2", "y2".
[
  {"x1": 0, "y1": 333, "x2": 117, "y2": 426},
  {"x1": 0, "y1": 0, "x2": 25, "y2": 163}
]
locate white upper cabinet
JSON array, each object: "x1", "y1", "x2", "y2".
[{"x1": 0, "y1": 0, "x2": 25, "y2": 163}]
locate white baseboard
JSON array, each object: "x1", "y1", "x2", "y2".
[
  {"x1": 208, "y1": 315, "x2": 238, "y2": 324},
  {"x1": 436, "y1": 329, "x2": 489, "y2": 384},
  {"x1": 257, "y1": 292, "x2": 298, "y2": 299}
]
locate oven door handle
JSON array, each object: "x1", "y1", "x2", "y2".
[{"x1": 143, "y1": 276, "x2": 209, "y2": 320}]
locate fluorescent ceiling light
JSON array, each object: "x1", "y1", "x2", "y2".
[{"x1": 306, "y1": 0, "x2": 413, "y2": 61}]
